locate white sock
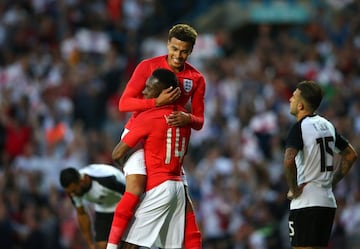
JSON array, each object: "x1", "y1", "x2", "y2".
[{"x1": 106, "y1": 243, "x2": 118, "y2": 249}]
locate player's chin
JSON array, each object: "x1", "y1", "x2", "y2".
[{"x1": 170, "y1": 59, "x2": 184, "y2": 68}]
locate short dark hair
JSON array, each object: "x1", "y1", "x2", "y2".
[
  {"x1": 297, "y1": 80, "x2": 324, "y2": 111},
  {"x1": 59, "y1": 167, "x2": 80, "y2": 188},
  {"x1": 168, "y1": 24, "x2": 198, "y2": 48},
  {"x1": 152, "y1": 68, "x2": 179, "y2": 90}
]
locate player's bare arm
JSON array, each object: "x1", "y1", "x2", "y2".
[
  {"x1": 76, "y1": 207, "x2": 96, "y2": 249},
  {"x1": 112, "y1": 142, "x2": 132, "y2": 167},
  {"x1": 284, "y1": 147, "x2": 302, "y2": 199},
  {"x1": 155, "y1": 86, "x2": 181, "y2": 107},
  {"x1": 332, "y1": 145, "x2": 358, "y2": 187}
]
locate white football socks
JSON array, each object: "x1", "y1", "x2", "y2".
[{"x1": 106, "y1": 243, "x2": 118, "y2": 249}]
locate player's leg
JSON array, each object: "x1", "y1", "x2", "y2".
[
  {"x1": 123, "y1": 180, "x2": 185, "y2": 249},
  {"x1": 184, "y1": 185, "x2": 202, "y2": 249},
  {"x1": 158, "y1": 181, "x2": 186, "y2": 249},
  {"x1": 96, "y1": 241, "x2": 107, "y2": 249},
  {"x1": 289, "y1": 207, "x2": 335, "y2": 249},
  {"x1": 119, "y1": 241, "x2": 139, "y2": 249},
  {"x1": 107, "y1": 149, "x2": 146, "y2": 249},
  {"x1": 95, "y1": 212, "x2": 115, "y2": 249},
  {"x1": 182, "y1": 166, "x2": 201, "y2": 249}
]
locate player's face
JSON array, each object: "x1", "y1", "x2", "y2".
[
  {"x1": 289, "y1": 88, "x2": 301, "y2": 116},
  {"x1": 65, "y1": 182, "x2": 87, "y2": 197},
  {"x1": 143, "y1": 76, "x2": 162, "y2": 99},
  {"x1": 167, "y1": 37, "x2": 193, "y2": 73}
]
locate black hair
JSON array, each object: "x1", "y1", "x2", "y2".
[
  {"x1": 152, "y1": 68, "x2": 179, "y2": 89},
  {"x1": 297, "y1": 80, "x2": 324, "y2": 111},
  {"x1": 59, "y1": 167, "x2": 80, "y2": 188}
]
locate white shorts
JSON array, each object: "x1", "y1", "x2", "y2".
[
  {"x1": 123, "y1": 149, "x2": 146, "y2": 176},
  {"x1": 121, "y1": 128, "x2": 146, "y2": 175},
  {"x1": 123, "y1": 180, "x2": 186, "y2": 248}
]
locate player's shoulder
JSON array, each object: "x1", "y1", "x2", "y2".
[
  {"x1": 140, "y1": 55, "x2": 167, "y2": 67},
  {"x1": 81, "y1": 164, "x2": 120, "y2": 177},
  {"x1": 302, "y1": 114, "x2": 333, "y2": 128},
  {"x1": 182, "y1": 62, "x2": 205, "y2": 81},
  {"x1": 184, "y1": 61, "x2": 203, "y2": 74},
  {"x1": 316, "y1": 114, "x2": 333, "y2": 125},
  {"x1": 136, "y1": 106, "x2": 173, "y2": 120}
]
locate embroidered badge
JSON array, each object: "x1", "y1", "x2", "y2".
[{"x1": 183, "y1": 79, "x2": 193, "y2": 93}]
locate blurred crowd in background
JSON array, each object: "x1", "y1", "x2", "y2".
[{"x1": 1, "y1": 0, "x2": 360, "y2": 249}]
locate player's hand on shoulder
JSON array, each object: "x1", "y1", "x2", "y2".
[
  {"x1": 155, "y1": 86, "x2": 181, "y2": 106},
  {"x1": 167, "y1": 111, "x2": 191, "y2": 127}
]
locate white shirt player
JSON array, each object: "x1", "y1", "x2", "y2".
[
  {"x1": 285, "y1": 114, "x2": 349, "y2": 210},
  {"x1": 70, "y1": 164, "x2": 126, "y2": 213}
]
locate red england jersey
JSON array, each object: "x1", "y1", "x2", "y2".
[
  {"x1": 122, "y1": 105, "x2": 191, "y2": 191},
  {"x1": 119, "y1": 55, "x2": 205, "y2": 130}
]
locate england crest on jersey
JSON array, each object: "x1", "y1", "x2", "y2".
[{"x1": 183, "y1": 79, "x2": 193, "y2": 93}]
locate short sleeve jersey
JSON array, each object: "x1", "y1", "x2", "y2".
[
  {"x1": 122, "y1": 105, "x2": 191, "y2": 191},
  {"x1": 119, "y1": 55, "x2": 205, "y2": 130},
  {"x1": 70, "y1": 164, "x2": 126, "y2": 213},
  {"x1": 285, "y1": 114, "x2": 349, "y2": 208}
]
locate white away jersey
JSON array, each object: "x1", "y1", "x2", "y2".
[
  {"x1": 71, "y1": 164, "x2": 126, "y2": 213},
  {"x1": 285, "y1": 114, "x2": 349, "y2": 209}
]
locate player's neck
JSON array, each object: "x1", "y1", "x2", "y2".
[
  {"x1": 166, "y1": 57, "x2": 184, "y2": 73},
  {"x1": 297, "y1": 111, "x2": 314, "y2": 121},
  {"x1": 83, "y1": 175, "x2": 92, "y2": 188}
]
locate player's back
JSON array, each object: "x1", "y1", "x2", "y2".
[
  {"x1": 127, "y1": 105, "x2": 191, "y2": 190},
  {"x1": 72, "y1": 164, "x2": 125, "y2": 212},
  {"x1": 297, "y1": 115, "x2": 336, "y2": 186},
  {"x1": 290, "y1": 115, "x2": 338, "y2": 210},
  {"x1": 80, "y1": 164, "x2": 125, "y2": 181}
]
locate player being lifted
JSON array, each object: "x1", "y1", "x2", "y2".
[{"x1": 107, "y1": 23, "x2": 205, "y2": 249}]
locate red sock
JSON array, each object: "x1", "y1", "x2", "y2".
[
  {"x1": 184, "y1": 211, "x2": 202, "y2": 249},
  {"x1": 108, "y1": 192, "x2": 140, "y2": 244}
]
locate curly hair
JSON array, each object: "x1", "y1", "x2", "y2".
[{"x1": 168, "y1": 23, "x2": 198, "y2": 48}]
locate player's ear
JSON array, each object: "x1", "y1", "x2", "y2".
[{"x1": 298, "y1": 101, "x2": 305, "y2": 111}]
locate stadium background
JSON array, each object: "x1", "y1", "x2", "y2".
[{"x1": 0, "y1": 0, "x2": 360, "y2": 248}]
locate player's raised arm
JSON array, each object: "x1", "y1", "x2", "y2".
[
  {"x1": 119, "y1": 62, "x2": 180, "y2": 112},
  {"x1": 118, "y1": 62, "x2": 155, "y2": 112},
  {"x1": 187, "y1": 74, "x2": 205, "y2": 130}
]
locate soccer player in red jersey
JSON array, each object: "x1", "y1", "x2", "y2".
[
  {"x1": 118, "y1": 24, "x2": 205, "y2": 131},
  {"x1": 107, "y1": 24, "x2": 204, "y2": 249},
  {"x1": 109, "y1": 68, "x2": 191, "y2": 248}
]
